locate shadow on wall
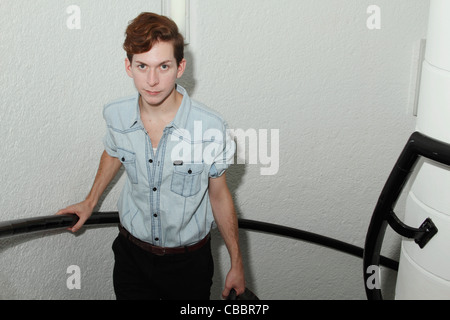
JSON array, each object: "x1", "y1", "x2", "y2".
[{"x1": 178, "y1": 49, "x2": 197, "y2": 96}]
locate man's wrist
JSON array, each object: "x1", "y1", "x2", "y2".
[
  {"x1": 231, "y1": 255, "x2": 244, "y2": 270},
  {"x1": 84, "y1": 196, "x2": 98, "y2": 211}
]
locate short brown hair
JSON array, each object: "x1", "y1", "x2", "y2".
[{"x1": 123, "y1": 12, "x2": 184, "y2": 65}]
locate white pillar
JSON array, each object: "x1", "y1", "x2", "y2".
[
  {"x1": 395, "y1": 0, "x2": 450, "y2": 299},
  {"x1": 161, "y1": 0, "x2": 190, "y2": 44}
]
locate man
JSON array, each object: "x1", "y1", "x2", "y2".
[{"x1": 57, "y1": 12, "x2": 245, "y2": 300}]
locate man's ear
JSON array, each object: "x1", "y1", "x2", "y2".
[
  {"x1": 176, "y1": 58, "x2": 186, "y2": 79},
  {"x1": 125, "y1": 58, "x2": 133, "y2": 78}
]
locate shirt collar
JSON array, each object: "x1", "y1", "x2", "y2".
[
  {"x1": 130, "y1": 94, "x2": 140, "y2": 128},
  {"x1": 170, "y1": 84, "x2": 191, "y2": 130}
]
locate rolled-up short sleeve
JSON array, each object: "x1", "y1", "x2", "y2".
[
  {"x1": 103, "y1": 130, "x2": 118, "y2": 158},
  {"x1": 209, "y1": 123, "x2": 235, "y2": 178},
  {"x1": 102, "y1": 106, "x2": 118, "y2": 158}
]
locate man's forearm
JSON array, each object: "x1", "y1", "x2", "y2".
[
  {"x1": 209, "y1": 175, "x2": 243, "y2": 268},
  {"x1": 85, "y1": 150, "x2": 122, "y2": 209},
  {"x1": 209, "y1": 175, "x2": 245, "y2": 297},
  {"x1": 213, "y1": 198, "x2": 242, "y2": 267}
]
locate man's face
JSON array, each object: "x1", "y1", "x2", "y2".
[{"x1": 125, "y1": 41, "x2": 185, "y2": 108}]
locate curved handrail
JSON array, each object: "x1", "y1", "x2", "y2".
[
  {"x1": 0, "y1": 212, "x2": 398, "y2": 271},
  {"x1": 0, "y1": 212, "x2": 119, "y2": 238},
  {"x1": 363, "y1": 131, "x2": 450, "y2": 300},
  {"x1": 238, "y1": 218, "x2": 398, "y2": 270}
]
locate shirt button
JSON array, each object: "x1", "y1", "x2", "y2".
[
  {"x1": 121, "y1": 157, "x2": 125, "y2": 162},
  {"x1": 153, "y1": 187, "x2": 157, "y2": 191},
  {"x1": 153, "y1": 213, "x2": 158, "y2": 217},
  {"x1": 188, "y1": 169, "x2": 192, "y2": 174},
  {"x1": 154, "y1": 237, "x2": 159, "y2": 241},
  {"x1": 149, "y1": 159, "x2": 153, "y2": 163}
]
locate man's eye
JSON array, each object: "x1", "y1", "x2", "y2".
[
  {"x1": 137, "y1": 64, "x2": 147, "y2": 70},
  {"x1": 161, "y1": 64, "x2": 169, "y2": 70}
]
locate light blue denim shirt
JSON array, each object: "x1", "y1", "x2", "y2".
[{"x1": 103, "y1": 85, "x2": 235, "y2": 247}]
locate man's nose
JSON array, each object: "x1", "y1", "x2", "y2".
[{"x1": 147, "y1": 69, "x2": 159, "y2": 86}]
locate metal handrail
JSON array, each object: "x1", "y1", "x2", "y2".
[
  {"x1": 363, "y1": 131, "x2": 450, "y2": 300},
  {"x1": 0, "y1": 212, "x2": 119, "y2": 238},
  {"x1": 0, "y1": 212, "x2": 398, "y2": 271}
]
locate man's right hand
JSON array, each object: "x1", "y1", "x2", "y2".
[{"x1": 56, "y1": 200, "x2": 95, "y2": 233}]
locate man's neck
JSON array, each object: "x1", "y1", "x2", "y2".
[{"x1": 139, "y1": 87, "x2": 183, "y2": 121}]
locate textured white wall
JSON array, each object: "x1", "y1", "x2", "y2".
[{"x1": 0, "y1": 0, "x2": 429, "y2": 299}]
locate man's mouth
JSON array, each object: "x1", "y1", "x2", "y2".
[{"x1": 145, "y1": 89, "x2": 161, "y2": 96}]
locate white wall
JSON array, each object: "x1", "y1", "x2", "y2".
[{"x1": 0, "y1": 0, "x2": 429, "y2": 299}]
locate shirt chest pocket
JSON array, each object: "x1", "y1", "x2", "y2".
[
  {"x1": 118, "y1": 148, "x2": 138, "y2": 184},
  {"x1": 170, "y1": 163, "x2": 204, "y2": 197}
]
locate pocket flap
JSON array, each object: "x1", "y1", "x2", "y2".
[
  {"x1": 117, "y1": 148, "x2": 136, "y2": 163},
  {"x1": 173, "y1": 162, "x2": 204, "y2": 175}
]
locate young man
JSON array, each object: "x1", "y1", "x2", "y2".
[{"x1": 57, "y1": 12, "x2": 245, "y2": 300}]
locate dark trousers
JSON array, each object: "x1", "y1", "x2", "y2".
[{"x1": 112, "y1": 233, "x2": 214, "y2": 300}]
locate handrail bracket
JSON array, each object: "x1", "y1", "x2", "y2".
[{"x1": 387, "y1": 211, "x2": 438, "y2": 249}]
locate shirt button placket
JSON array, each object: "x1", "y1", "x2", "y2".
[
  {"x1": 151, "y1": 183, "x2": 160, "y2": 245},
  {"x1": 152, "y1": 146, "x2": 161, "y2": 247},
  {"x1": 150, "y1": 129, "x2": 169, "y2": 247},
  {"x1": 144, "y1": 129, "x2": 161, "y2": 246}
]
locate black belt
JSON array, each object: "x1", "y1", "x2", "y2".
[{"x1": 118, "y1": 224, "x2": 210, "y2": 256}]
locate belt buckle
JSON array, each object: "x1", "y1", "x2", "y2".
[{"x1": 154, "y1": 247, "x2": 166, "y2": 256}]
